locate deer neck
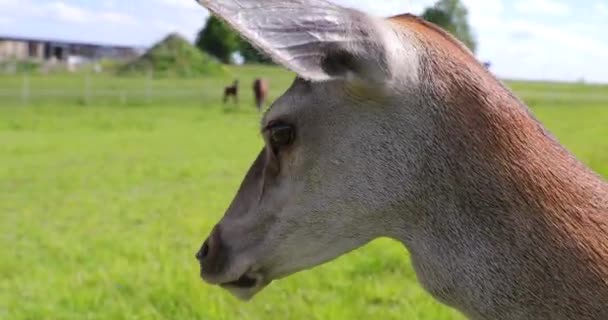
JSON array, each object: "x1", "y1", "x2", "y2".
[{"x1": 391, "y1": 56, "x2": 608, "y2": 319}]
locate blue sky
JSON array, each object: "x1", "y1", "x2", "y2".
[{"x1": 1, "y1": 0, "x2": 607, "y2": 83}]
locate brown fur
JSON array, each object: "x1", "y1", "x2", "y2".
[
  {"x1": 253, "y1": 78, "x2": 269, "y2": 111},
  {"x1": 223, "y1": 80, "x2": 239, "y2": 104},
  {"x1": 390, "y1": 14, "x2": 608, "y2": 319},
  {"x1": 193, "y1": 2, "x2": 608, "y2": 317}
]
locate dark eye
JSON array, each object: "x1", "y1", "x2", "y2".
[{"x1": 268, "y1": 123, "x2": 295, "y2": 150}]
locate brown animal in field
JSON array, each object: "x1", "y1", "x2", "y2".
[
  {"x1": 223, "y1": 80, "x2": 239, "y2": 104},
  {"x1": 253, "y1": 78, "x2": 268, "y2": 111},
  {"x1": 194, "y1": 0, "x2": 608, "y2": 319}
]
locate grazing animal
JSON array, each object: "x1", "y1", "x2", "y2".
[
  {"x1": 194, "y1": 1, "x2": 608, "y2": 319},
  {"x1": 223, "y1": 80, "x2": 239, "y2": 104},
  {"x1": 253, "y1": 78, "x2": 269, "y2": 111}
]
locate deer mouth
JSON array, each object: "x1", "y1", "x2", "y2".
[
  {"x1": 219, "y1": 272, "x2": 268, "y2": 300},
  {"x1": 222, "y1": 273, "x2": 258, "y2": 288}
]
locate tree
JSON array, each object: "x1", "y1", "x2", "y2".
[
  {"x1": 196, "y1": 15, "x2": 274, "y2": 65},
  {"x1": 421, "y1": 0, "x2": 477, "y2": 53},
  {"x1": 195, "y1": 16, "x2": 241, "y2": 64}
]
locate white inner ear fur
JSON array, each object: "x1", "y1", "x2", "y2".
[
  {"x1": 364, "y1": 18, "x2": 420, "y2": 88},
  {"x1": 196, "y1": 0, "x2": 420, "y2": 86}
]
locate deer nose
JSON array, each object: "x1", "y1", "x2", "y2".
[
  {"x1": 196, "y1": 239, "x2": 210, "y2": 261},
  {"x1": 196, "y1": 226, "x2": 228, "y2": 278}
]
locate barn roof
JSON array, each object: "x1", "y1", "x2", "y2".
[{"x1": 0, "y1": 35, "x2": 145, "y2": 51}]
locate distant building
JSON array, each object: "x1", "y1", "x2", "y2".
[{"x1": 0, "y1": 35, "x2": 143, "y2": 63}]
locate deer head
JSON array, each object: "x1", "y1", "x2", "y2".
[
  {"x1": 194, "y1": 0, "x2": 430, "y2": 300},
  {"x1": 193, "y1": 0, "x2": 608, "y2": 310},
  {"x1": 193, "y1": 0, "x2": 480, "y2": 298}
]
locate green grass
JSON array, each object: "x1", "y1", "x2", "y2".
[{"x1": 0, "y1": 66, "x2": 607, "y2": 320}]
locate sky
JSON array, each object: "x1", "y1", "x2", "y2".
[{"x1": 0, "y1": 0, "x2": 607, "y2": 83}]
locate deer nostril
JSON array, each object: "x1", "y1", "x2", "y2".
[{"x1": 196, "y1": 239, "x2": 210, "y2": 261}]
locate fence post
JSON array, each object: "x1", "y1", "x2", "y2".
[
  {"x1": 21, "y1": 74, "x2": 30, "y2": 106},
  {"x1": 120, "y1": 90, "x2": 127, "y2": 105},
  {"x1": 146, "y1": 70, "x2": 153, "y2": 104},
  {"x1": 84, "y1": 74, "x2": 91, "y2": 106}
]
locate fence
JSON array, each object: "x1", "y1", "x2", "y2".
[
  {"x1": 0, "y1": 74, "x2": 218, "y2": 107},
  {"x1": 1, "y1": 73, "x2": 607, "y2": 107},
  {"x1": 0, "y1": 72, "x2": 279, "y2": 107}
]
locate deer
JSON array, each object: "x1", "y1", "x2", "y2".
[
  {"x1": 253, "y1": 78, "x2": 269, "y2": 112},
  {"x1": 194, "y1": 1, "x2": 608, "y2": 319},
  {"x1": 223, "y1": 79, "x2": 239, "y2": 104}
]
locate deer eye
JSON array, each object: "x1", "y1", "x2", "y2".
[{"x1": 268, "y1": 123, "x2": 295, "y2": 151}]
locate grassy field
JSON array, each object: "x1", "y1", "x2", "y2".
[{"x1": 1, "y1": 66, "x2": 607, "y2": 320}]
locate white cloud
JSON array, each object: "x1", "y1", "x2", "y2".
[
  {"x1": 330, "y1": 0, "x2": 604, "y2": 82},
  {"x1": 155, "y1": 0, "x2": 202, "y2": 10},
  {"x1": 567, "y1": 22, "x2": 604, "y2": 35},
  {"x1": 153, "y1": 20, "x2": 181, "y2": 32},
  {"x1": 101, "y1": 0, "x2": 117, "y2": 8},
  {"x1": 332, "y1": 0, "x2": 505, "y2": 31},
  {"x1": 44, "y1": 1, "x2": 138, "y2": 25},
  {"x1": 514, "y1": 0, "x2": 570, "y2": 16},
  {"x1": 462, "y1": 0, "x2": 505, "y2": 28},
  {"x1": 335, "y1": 0, "x2": 435, "y2": 15},
  {"x1": 0, "y1": 16, "x2": 12, "y2": 25},
  {"x1": 508, "y1": 20, "x2": 608, "y2": 57},
  {"x1": 0, "y1": 0, "x2": 30, "y2": 11},
  {"x1": 149, "y1": 0, "x2": 207, "y2": 41},
  {"x1": 47, "y1": 2, "x2": 89, "y2": 23},
  {"x1": 487, "y1": 19, "x2": 608, "y2": 82},
  {"x1": 335, "y1": 0, "x2": 512, "y2": 17},
  {"x1": 98, "y1": 12, "x2": 138, "y2": 25},
  {"x1": 0, "y1": 0, "x2": 46, "y2": 19},
  {"x1": 597, "y1": 2, "x2": 608, "y2": 15},
  {"x1": 0, "y1": 0, "x2": 606, "y2": 82},
  {"x1": 407, "y1": 0, "x2": 436, "y2": 15}
]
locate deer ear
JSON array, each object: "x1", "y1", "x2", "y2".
[{"x1": 196, "y1": 0, "x2": 392, "y2": 83}]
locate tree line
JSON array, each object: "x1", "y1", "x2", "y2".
[{"x1": 196, "y1": 0, "x2": 476, "y2": 65}]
